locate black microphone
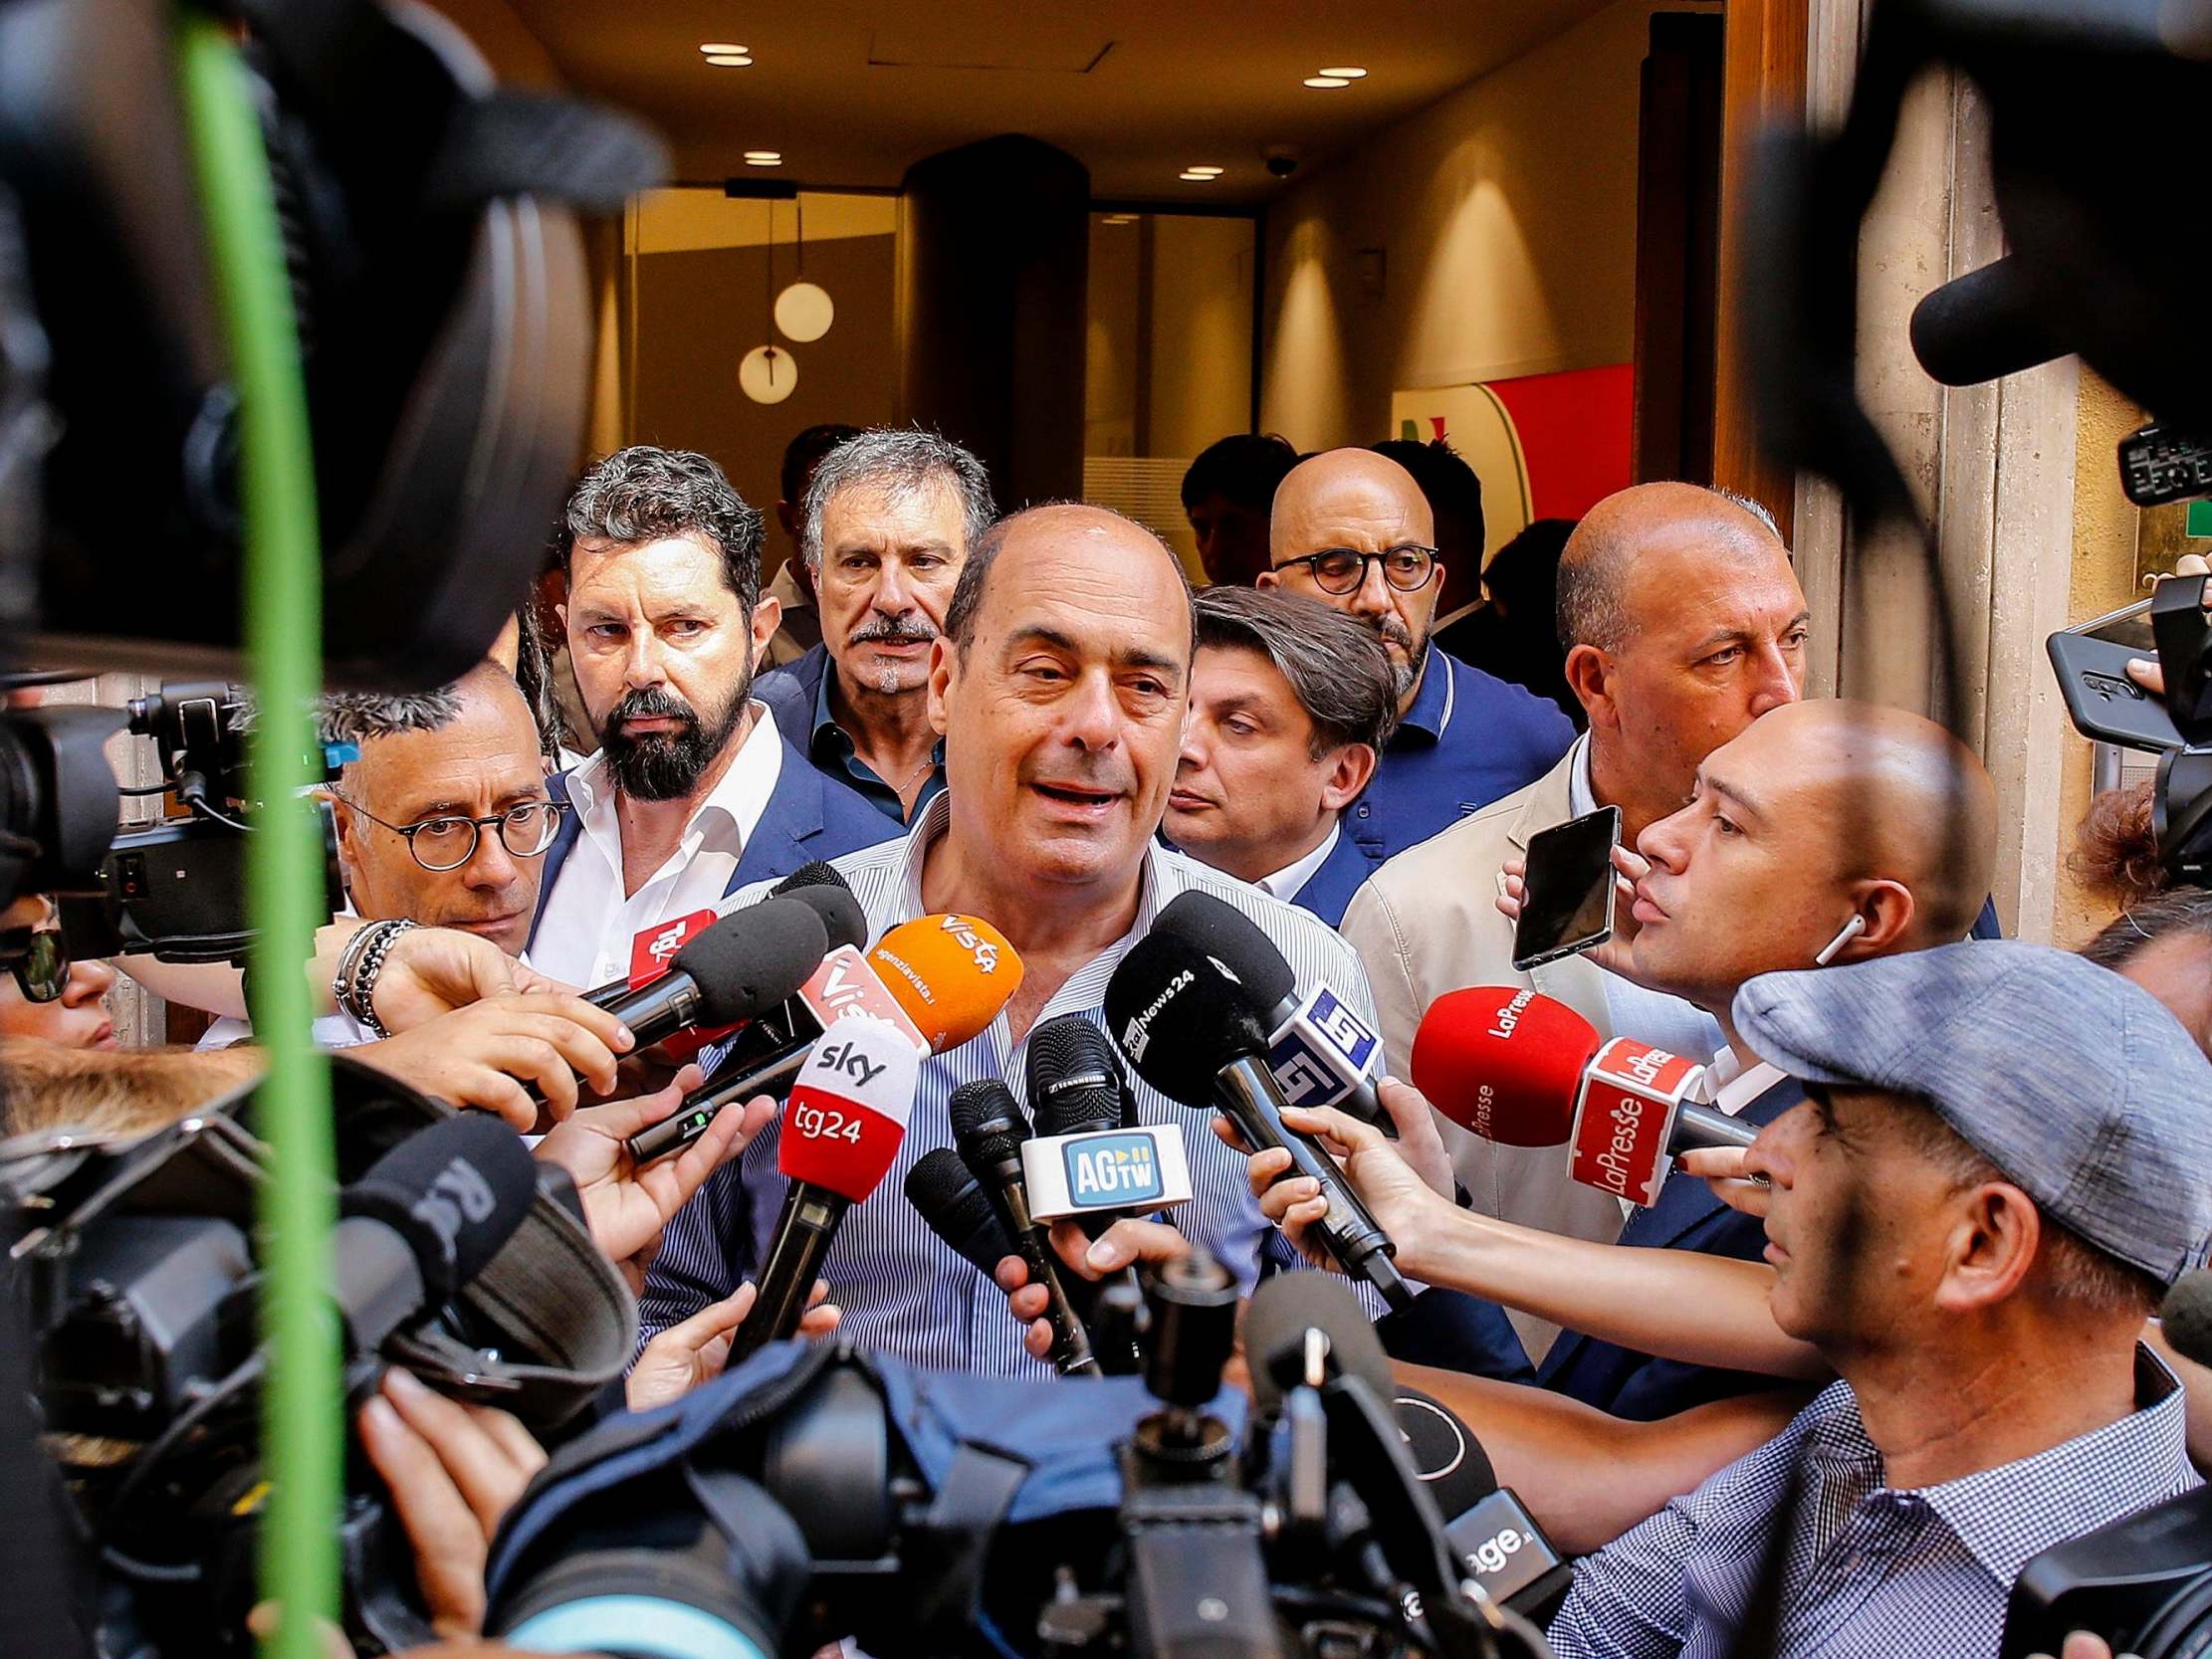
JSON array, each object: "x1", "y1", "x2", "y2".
[
  {"x1": 948, "y1": 1080, "x2": 1100, "y2": 1377},
  {"x1": 1105, "y1": 932, "x2": 1413, "y2": 1311},
  {"x1": 905, "y1": 1146, "x2": 1018, "y2": 1278},
  {"x1": 1151, "y1": 891, "x2": 1390, "y2": 1133},
  {"x1": 1391, "y1": 1386, "x2": 1573, "y2": 1624},
  {"x1": 1025, "y1": 1017, "x2": 1150, "y2": 1373},
  {"x1": 1908, "y1": 254, "x2": 2067, "y2": 387},
  {"x1": 592, "y1": 897, "x2": 831, "y2": 1049},
  {"x1": 577, "y1": 868, "x2": 864, "y2": 1011},
  {"x1": 333, "y1": 1111, "x2": 538, "y2": 1350}
]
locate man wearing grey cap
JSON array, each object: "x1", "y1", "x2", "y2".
[{"x1": 1548, "y1": 939, "x2": 2212, "y2": 1659}]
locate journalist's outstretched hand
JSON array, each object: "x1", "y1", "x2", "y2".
[
  {"x1": 1230, "y1": 1081, "x2": 1459, "y2": 1276},
  {"x1": 355, "y1": 1367, "x2": 546, "y2": 1641},
  {"x1": 353, "y1": 992, "x2": 634, "y2": 1132},
  {"x1": 626, "y1": 1280, "x2": 842, "y2": 1410},
  {"x1": 996, "y1": 1217, "x2": 1192, "y2": 1363}
]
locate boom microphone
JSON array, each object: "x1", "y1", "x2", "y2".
[
  {"x1": 626, "y1": 912, "x2": 1020, "y2": 1165},
  {"x1": 333, "y1": 1111, "x2": 538, "y2": 1349},
  {"x1": 1411, "y1": 987, "x2": 1756, "y2": 1208},
  {"x1": 1105, "y1": 932, "x2": 1412, "y2": 1311},
  {"x1": 1908, "y1": 255, "x2": 2067, "y2": 388},
  {"x1": 949, "y1": 1080, "x2": 1100, "y2": 1377},
  {"x1": 729, "y1": 1014, "x2": 920, "y2": 1361}
]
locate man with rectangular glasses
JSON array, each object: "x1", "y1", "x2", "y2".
[{"x1": 1259, "y1": 448, "x2": 1573, "y2": 882}]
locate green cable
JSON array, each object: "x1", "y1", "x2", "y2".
[{"x1": 176, "y1": 18, "x2": 338, "y2": 1657}]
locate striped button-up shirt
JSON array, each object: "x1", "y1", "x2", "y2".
[
  {"x1": 639, "y1": 793, "x2": 1387, "y2": 1377},
  {"x1": 1548, "y1": 1346, "x2": 2197, "y2": 1659}
]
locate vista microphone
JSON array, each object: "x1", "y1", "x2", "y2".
[
  {"x1": 1150, "y1": 891, "x2": 1390, "y2": 1130},
  {"x1": 948, "y1": 1079, "x2": 1100, "y2": 1377},
  {"x1": 729, "y1": 1014, "x2": 920, "y2": 1361},
  {"x1": 1105, "y1": 932, "x2": 1412, "y2": 1311},
  {"x1": 905, "y1": 1145, "x2": 1018, "y2": 1279},
  {"x1": 333, "y1": 1111, "x2": 539, "y2": 1350},
  {"x1": 624, "y1": 912, "x2": 1020, "y2": 1165},
  {"x1": 1411, "y1": 986, "x2": 1756, "y2": 1208}
]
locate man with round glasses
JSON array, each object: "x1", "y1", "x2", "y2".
[{"x1": 1259, "y1": 448, "x2": 1572, "y2": 882}]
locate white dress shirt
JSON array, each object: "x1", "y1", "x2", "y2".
[
  {"x1": 1255, "y1": 822, "x2": 1341, "y2": 904},
  {"x1": 528, "y1": 705, "x2": 782, "y2": 988}
]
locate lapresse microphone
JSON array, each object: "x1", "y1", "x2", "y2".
[
  {"x1": 1023, "y1": 1016, "x2": 1192, "y2": 1227},
  {"x1": 625, "y1": 912, "x2": 1020, "y2": 1165},
  {"x1": 729, "y1": 1014, "x2": 921, "y2": 1362},
  {"x1": 949, "y1": 1079, "x2": 1100, "y2": 1377},
  {"x1": 905, "y1": 1145, "x2": 1017, "y2": 1278},
  {"x1": 1105, "y1": 932, "x2": 1412, "y2": 1312},
  {"x1": 1410, "y1": 985, "x2": 1756, "y2": 1208},
  {"x1": 333, "y1": 1111, "x2": 539, "y2": 1350},
  {"x1": 1150, "y1": 891, "x2": 1390, "y2": 1130}
]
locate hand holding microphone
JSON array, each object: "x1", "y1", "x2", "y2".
[
  {"x1": 950, "y1": 1080, "x2": 1101, "y2": 1376},
  {"x1": 1238, "y1": 1084, "x2": 1461, "y2": 1283}
]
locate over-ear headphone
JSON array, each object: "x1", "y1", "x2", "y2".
[{"x1": 1814, "y1": 913, "x2": 1869, "y2": 966}]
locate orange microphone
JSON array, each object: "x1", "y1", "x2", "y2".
[{"x1": 624, "y1": 912, "x2": 1023, "y2": 1165}]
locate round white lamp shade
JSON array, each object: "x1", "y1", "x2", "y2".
[
  {"x1": 774, "y1": 280, "x2": 835, "y2": 342},
  {"x1": 740, "y1": 343, "x2": 798, "y2": 404}
]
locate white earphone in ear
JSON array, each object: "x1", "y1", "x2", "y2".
[{"x1": 1814, "y1": 913, "x2": 1869, "y2": 966}]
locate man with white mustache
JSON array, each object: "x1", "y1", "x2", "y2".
[{"x1": 757, "y1": 427, "x2": 995, "y2": 824}]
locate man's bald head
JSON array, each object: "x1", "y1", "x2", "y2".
[
  {"x1": 1268, "y1": 449, "x2": 1435, "y2": 565},
  {"x1": 944, "y1": 503, "x2": 1195, "y2": 662},
  {"x1": 1556, "y1": 483, "x2": 1785, "y2": 653}
]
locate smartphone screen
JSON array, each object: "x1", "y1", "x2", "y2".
[{"x1": 1512, "y1": 805, "x2": 1621, "y2": 972}]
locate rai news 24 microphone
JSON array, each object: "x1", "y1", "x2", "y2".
[
  {"x1": 729, "y1": 1014, "x2": 922, "y2": 1361},
  {"x1": 1105, "y1": 932, "x2": 1413, "y2": 1311},
  {"x1": 624, "y1": 912, "x2": 1022, "y2": 1165},
  {"x1": 1151, "y1": 891, "x2": 1390, "y2": 1131},
  {"x1": 333, "y1": 1111, "x2": 539, "y2": 1350},
  {"x1": 1410, "y1": 986, "x2": 1756, "y2": 1208}
]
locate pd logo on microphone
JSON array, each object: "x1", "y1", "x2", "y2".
[{"x1": 1064, "y1": 1131, "x2": 1165, "y2": 1206}]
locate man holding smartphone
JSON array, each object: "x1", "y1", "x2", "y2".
[{"x1": 1342, "y1": 483, "x2": 1809, "y2": 1354}]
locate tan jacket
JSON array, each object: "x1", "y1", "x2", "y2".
[{"x1": 1340, "y1": 746, "x2": 1634, "y2": 1359}]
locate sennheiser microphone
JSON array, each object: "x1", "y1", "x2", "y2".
[
  {"x1": 333, "y1": 1111, "x2": 539, "y2": 1350},
  {"x1": 1023, "y1": 1016, "x2": 1190, "y2": 1226},
  {"x1": 729, "y1": 1014, "x2": 920, "y2": 1361},
  {"x1": 1105, "y1": 932, "x2": 1412, "y2": 1311},
  {"x1": 625, "y1": 912, "x2": 1021, "y2": 1165},
  {"x1": 905, "y1": 1146, "x2": 1018, "y2": 1278},
  {"x1": 948, "y1": 1079, "x2": 1100, "y2": 1377},
  {"x1": 1150, "y1": 891, "x2": 1390, "y2": 1130},
  {"x1": 1412, "y1": 985, "x2": 1756, "y2": 1208}
]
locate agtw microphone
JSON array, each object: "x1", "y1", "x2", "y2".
[
  {"x1": 1105, "y1": 932, "x2": 1412, "y2": 1311},
  {"x1": 1023, "y1": 1016, "x2": 1192, "y2": 1226},
  {"x1": 730, "y1": 1014, "x2": 920, "y2": 1361},
  {"x1": 334, "y1": 1111, "x2": 538, "y2": 1350},
  {"x1": 1151, "y1": 891, "x2": 1389, "y2": 1130},
  {"x1": 949, "y1": 1079, "x2": 1100, "y2": 1377},
  {"x1": 624, "y1": 911, "x2": 1020, "y2": 1165},
  {"x1": 1411, "y1": 986, "x2": 1756, "y2": 1207}
]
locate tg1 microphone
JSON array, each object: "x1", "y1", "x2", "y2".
[
  {"x1": 729, "y1": 1014, "x2": 920, "y2": 1361},
  {"x1": 1150, "y1": 891, "x2": 1389, "y2": 1130},
  {"x1": 587, "y1": 897, "x2": 832, "y2": 1053},
  {"x1": 1410, "y1": 986, "x2": 1756, "y2": 1207},
  {"x1": 1105, "y1": 931, "x2": 1412, "y2": 1312},
  {"x1": 333, "y1": 1110, "x2": 540, "y2": 1350},
  {"x1": 623, "y1": 911, "x2": 1020, "y2": 1165},
  {"x1": 949, "y1": 1080, "x2": 1100, "y2": 1377}
]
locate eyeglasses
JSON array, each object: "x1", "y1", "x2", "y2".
[
  {"x1": 334, "y1": 796, "x2": 567, "y2": 873},
  {"x1": 1276, "y1": 545, "x2": 1440, "y2": 596},
  {"x1": 4, "y1": 928, "x2": 69, "y2": 1004}
]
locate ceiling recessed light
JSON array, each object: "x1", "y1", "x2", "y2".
[
  {"x1": 1101, "y1": 214, "x2": 1139, "y2": 224},
  {"x1": 1180, "y1": 172, "x2": 1217, "y2": 182},
  {"x1": 744, "y1": 150, "x2": 782, "y2": 165},
  {"x1": 705, "y1": 54, "x2": 753, "y2": 66},
  {"x1": 1304, "y1": 76, "x2": 1351, "y2": 89},
  {"x1": 1318, "y1": 67, "x2": 1369, "y2": 79},
  {"x1": 699, "y1": 42, "x2": 747, "y2": 54},
  {"x1": 1184, "y1": 165, "x2": 1223, "y2": 176}
]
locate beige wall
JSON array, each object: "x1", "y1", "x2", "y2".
[{"x1": 1259, "y1": 0, "x2": 1707, "y2": 451}]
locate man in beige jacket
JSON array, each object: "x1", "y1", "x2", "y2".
[{"x1": 1341, "y1": 483, "x2": 1808, "y2": 1352}]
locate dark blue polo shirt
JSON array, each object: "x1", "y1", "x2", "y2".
[
  {"x1": 755, "y1": 644, "x2": 945, "y2": 825},
  {"x1": 1343, "y1": 644, "x2": 1574, "y2": 882}
]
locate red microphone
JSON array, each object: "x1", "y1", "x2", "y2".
[
  {"x1": 1410, "y1": 987, "x2": 1755, "y2": 1208},
  {"x1": 729, "y1": 1013, "x2": 920, "y2": 1358}
]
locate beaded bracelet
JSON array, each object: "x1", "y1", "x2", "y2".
[{"x1": 333, "y1": 918, "x2": 418, "y2": 1037}]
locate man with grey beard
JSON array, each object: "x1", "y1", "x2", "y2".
[{"x1": 756, "y1": 428, "x2": 995, "y2": 824}]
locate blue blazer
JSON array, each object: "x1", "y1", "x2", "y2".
[
  {"x1": 753, "y1": 645, "x2": 827, "y2": 755},
  {"x1": 1287, "y1": 829, "x2": 1383, "y2": 930},
  {"x1": 525, "y1": 734, "x2": 894, "y2": 954},
  {"x1": 1531, "y1": 1078, "x2": 1806, "y2": 1421}
]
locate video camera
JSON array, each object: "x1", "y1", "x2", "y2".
[{"x1": 482, "y1": 1259, "x2": 1556, "y2": 1659}]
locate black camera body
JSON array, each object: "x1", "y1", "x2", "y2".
[{"x1": 2003, "y1": 1486, "x2": 2212, "y2": 1659}]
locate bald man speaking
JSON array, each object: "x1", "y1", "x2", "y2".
[{"x1": 1260, "y1": 449, "x2": 1572, "y2": 879}]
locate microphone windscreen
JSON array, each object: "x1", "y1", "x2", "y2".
[
  {"x1": 867, "y1": 914, "x2": 1022, "y2": 1054},
  {"x1": 774, "y1": 867, "x2": 868, "y2": 951},
  {"x1": 1244, "y1": 1271, "x2": 1395, "y2": 1412},
  {"x1": 906, "y1": 1146, "x2": 1017, "y2": 1277},
  {"x1": 673, "y1": 898, "x2": 831, "y2": 1026},
  {"x1": 948, "y1": 1077, "x2": 1030, "y2": 1171},
  {"x1": 1411, "y1": 986, "x2": 1600, "y2": 1148},
  {"x1": 339, "y1": 1111, "x2": 538, "y2": 1302},
  {"x1": 1150, "y1": 891, "x2": 1297, "y2": 1013},
  {"x1": 2160, "y1": 1270, "x2": 2212, "y2": 1369},
  {"x1": 1394, "y1": 1386, "x2": 1501, "y2": 1515},
  {"x1": 778, "y1": 1014, "x2": 917, "y2": 1202},
  {"x1": 1907, "y1": 255, "x2": 2065, "y2": 388},
  {"x1": 1102, "y1": 931, "x2": 1269, "y2": 1106},
  {"x1": 1028, "y1": 1013, "x2": 1129, "y2": 1136}
]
